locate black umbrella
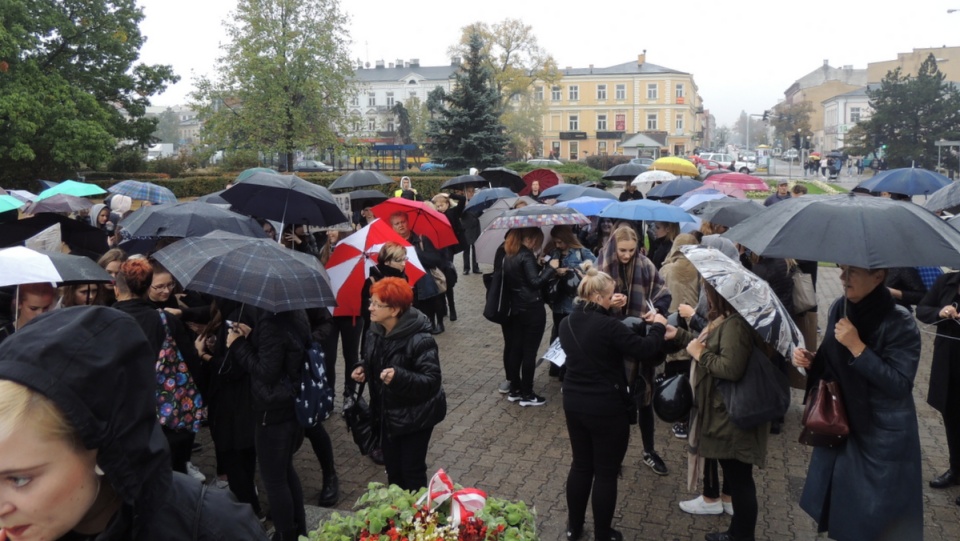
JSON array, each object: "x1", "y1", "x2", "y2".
[
  {"x1": 479, "y1": 167, "x2": 525, "y2": 192},
  {"x1": 153, "y1": 231, "x2": 336, "y2": 312},
  {"x1": 328, "y1": 170, "x2": 394, "y2": 191},
  {"x1": 723, "y1": 193, "x2": 960, "y2": 268},
  {"x1": 349, "y1": 189, "x2": 388, "y2": 211},
  {"x1": 221, "y1": 172, "x2": 348, "y2": 227},
  {"x1": 688, "y1": 199, "x2": 766, "y2": 227},
  {"x1": 579, "y1": 181, "x2": 608, "y2": 190},
  {"x1": 0, "y1": 213, "x2": 109, "y2": 258},
  {"x1": 463, "y1": 187, "x2": 519, "y2": 215},
  {"x1": 196, "y1": 190, "x2": 231, "y2": 205},
  {"x1": 441, "y1": 174, "x2": 490, "y2": 191},
  {"x1": 23, "y1": 194, "x2": 94, "y2": 214},
  {"x1": 646, "y1": 178, "x2": 704, "y2": 200},
  {"x1": 602, "y1": 163, "x2": 648, "y2": 181},
  {"x1": 118, "y1": 201, "x2": 268, "y2": 239},
  {"x1": 554, "y1": 185, "x2": 617, "y2": 202}
]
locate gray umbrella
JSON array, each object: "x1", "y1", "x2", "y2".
[
  {"x1": 680, "y1": 245, "x2": 804, "y2": 356},
  {"x1": 924, "y1": 179, "x2": 960, "y2": 214},
  {"x1": 118, "y1": 201, "x2": 268, "y2": 239},
  {"x1": 23, "y1": 194, "x2": 94, "y2": 214},
  {"x1": 723, "y1": 193, "x2": 960, "y2": 268},
  {"x1": 602, "y1": 163, "x2": 648, "y2": 181},
  {"x1": 328, "y1": 170, "x2": 394, "y2": 191},
  {"x1": 153, "y1": 231, "x2": 335, "y2": 312},
  {"x1": 688, "y1": 199, "x2": 765, "y2": 227}
]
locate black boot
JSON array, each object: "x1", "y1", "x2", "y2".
[
  {"x1": 318, "y1": 473, "x2": 339, "y2": 507},
  {"x1": 449, "y1": 301, "x2": 457, "y2": 322},
  {"x1": 433, "y1": 318, "x2": 445, "y2": 334}
]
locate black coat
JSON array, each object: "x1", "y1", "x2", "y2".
[
  {"x1": 230, "y1": 308, "x2": 310, "y2": 424},
  {"x1": 362, "y1": 308, "x2": 446, "y2": 436},
  {"x1": 916, "y1": 271, "x2": 960, "y2": 413},
  {"x1": 885, "y1": 266, "x2": 927, "y2": 310},
  {"x1": 502, "y1": 246, "x2": 556, "y2": 312},
  {"x1": 751, "y1": 257, "x2": 794, "y2": 316},
  {"x1": 0, "y1": 307, "x2": 266, "y2": 540}
]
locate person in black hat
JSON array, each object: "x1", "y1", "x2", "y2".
[{"x1": 0, "y1": 306, "x2": 266, "y2": 540}]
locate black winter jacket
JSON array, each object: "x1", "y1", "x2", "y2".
[
  {"x1": 230, "y1": 308, "x2": 311, "y2": 425},
  {"x1": 362, "y1": 308, "x2": 446, "y2": 436},
  {"x1": 502, "y1": 246, "x2": 556, "y2": 312},
  {"x1": 751, "y1": 257, "x2": 794, "y2": 316}
]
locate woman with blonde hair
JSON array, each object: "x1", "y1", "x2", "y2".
[
  {"x1": 97, "y1": 248, "x2": 127, "y2": 306},
  {"x1": 648, "y1": 221, "x2": 681, "y2": 269}
]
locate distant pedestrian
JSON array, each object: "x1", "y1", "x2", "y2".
[
  {"x1": 764, "y1": 181, "x2": 791, "y2": 206},
  {"x1": 856, "y1": 157, "x2": 864, "y2": 176},
  {"x1": 846, "y1": 158, "x2": 853, "y2": 177}
]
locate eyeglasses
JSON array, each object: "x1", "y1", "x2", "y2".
[
  {"x1": 368, "y1": 300, "x2": 391, "y2": 309},
  {"x1": 390, "y1": 256, "x2": 408, "y2": 263},
  {"x1": 151, "y1": 283, "x2": 176, "y2": 292}
]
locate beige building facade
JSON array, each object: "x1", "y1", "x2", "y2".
[
  {"x1": 783, "y1": 61, "x2": 867, "y2": 152},
  {"x1": 537, "y1": 53, "x2": 705, "y2": 160},
  {"x1": 867, "y1": 46, "x2": 960, "y2": 83}
]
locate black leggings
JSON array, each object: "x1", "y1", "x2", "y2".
[
  {"x1": 321, "y1": 315, "x2": 361, "y2": 397},
  {"x1": 162, "y1": 427, "x2": 195, "y2": 474},
  {"x1": 718, "y1": 458, "x2": 757, "y2": 539},
  {"x1": 565, "y1": 410, "x2": 630, "y2": 539},
  {"x1": 503, "y1": 308, "x2": 546, "y2": 394},
  {"x1": 702, "y1": 458, "x2": 729, "y2": 499},
  {"x1": 304, "y1": 422, "x2": 336, "y2": 480},
  {"x1": 638, "y1": 403, "x2": 655, "y2": 453},
  {"x1": 943, "y1": 367, "x2": 960, "y2": 471},
  {"x1": 462, "y1": 245, "x2": 478, "y2": 271},
  {"x1": 219, "y1": 447, "x2": 260, "y2": 514},
  {"x1": 382, "y1": 427, "x2": 434, "y2": 491},
  {"x1": 255, "y1": 419, "x2": 306, "y2": 538}
]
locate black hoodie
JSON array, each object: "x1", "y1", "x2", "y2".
[{"x1": 0, "y1": 306, "x2": 266, "y2": 540}]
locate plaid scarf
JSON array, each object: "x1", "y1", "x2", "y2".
[{"x1": 597, "y1": 238, "x2": 671, "y2": 317}]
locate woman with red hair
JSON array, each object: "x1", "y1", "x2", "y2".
[{"x1": 351, "y1": 277, "x2": 446, "y2": 491}]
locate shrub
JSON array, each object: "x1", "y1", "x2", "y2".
[
  {"x1": 107, "y1": 147, "x2": 146, "y2": 173},
  {"x1": 219, "y1": 150, "x2": 262, "y2": 172}
]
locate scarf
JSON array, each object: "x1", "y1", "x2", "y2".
[{"x1": 597, "y1": 237, "x2": 670, "y2": 318}]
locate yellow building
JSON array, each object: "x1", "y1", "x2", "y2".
[
  {"x1": 537, "y1": 53, "x2": 705, "y2": 160},
  {"x1": 867, "y1": 46, "x2": 960, "y2": 83}
]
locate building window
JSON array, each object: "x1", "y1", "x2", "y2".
[
  {"x1": 551, "y1": 141, "x2": 561, "y2": 158},
  {"x1": 676, "y1": 117, "x2": 684, "y2": 131},
  {"x1": 597, "y1": 84, "x2": 607, "y2": 100},
  {"x1": 850, "y1": 107, "x2": 861, "y2": 123},
  {"x1": 646, "y1": 113, "x2": 658, "y2": 130},
  {"x1": 409, "y1": 91, "x2": 417, "y2": 99},
  {"x1": 535, "y1": 86, "x2": 544, "y2": 101},
  {"x1": 569, "y1": 141, "x2": 579, "y2": 161},
  {"x1": 647, "y1": 83, "x2": 658, "y2": 100},
  {"x1": 675, "y1": 84, "x2": 684, "y2": 98},
  {"x1": 367, "y1": 118, "x2": 376, "y2": 131},
  {"x1": 616, "y1": 84, "x2": 626, "y2": 100},
  {"x1": 367, "y1": 93, "x2": 376, "y2": 107},
  {"x1": 569, "y1": 115, "x2": 579, "y2": 131},
  {"x1": 551, "y1": 86, "x2": 561, "y2": 101},
  {"x1": 598, "y1": 141, "x2": 607, "y2": 155},
  {"x1": 387, "y1": 121, "x2": 395, "y2": 132},
  {"x1": 569, "y1": 85, "x2": 579, "y2": 101},
  {"x1": 350, "y1": 96, "x2": 359, "y2": 107},
  {"x1": 597, "y1": 114, "x2": 607, "y2": 131},
  {"x1": 386, "y1": 92, "x2": 395, "y2": 107}
]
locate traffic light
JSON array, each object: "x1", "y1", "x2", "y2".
[
  {"x1": 793, "y1": 133, "x2": 801, "y2": 149},
  {"x1": 762, "y1": 110, "x2": 769, "y2": 121}
]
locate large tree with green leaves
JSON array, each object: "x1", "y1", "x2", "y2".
[
  {"x1": 153, "y1": 108, "x2": 182, "y2": 147},
  {"x1": 770, "y1": 101, "x2": 813, "y2": 150},
  {"x1": 0, "y1": 0, "x2": 178, "y2": 184},
  {"x1": 851, "y1": 54, "x2": 960, "y2": 169},
  {"x1": 426, "y1": 32, "x2": 508, "y2": 170},
  {"x1": 450, "y1": 19, "x2": 559, "y2": 158},
  {"x1": 191, "y1": 0, "x2": 354, "y2": 170}
]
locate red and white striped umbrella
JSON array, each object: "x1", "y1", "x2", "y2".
[{"x1": 325, "y1": 219, "x2": 426, "y2": 317}]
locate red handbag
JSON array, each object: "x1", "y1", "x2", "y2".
[{"x1": 798, "y1": 379, "x2": 850, "y2": 448}]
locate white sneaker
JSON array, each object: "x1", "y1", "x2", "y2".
[
  {"x1": 722, "y1": 500, "x2": 734, "y2": 516},
  {"x1": 186, "y1": 461, "x2": 206, "y2": 482},
  {"x1": 678, "y1": 495, "x2": 723, "y2": 515}
]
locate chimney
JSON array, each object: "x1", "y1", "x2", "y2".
[
  {"x1": 375, "y1": 60, "x2": 385, "y2": 69},
  {"x1": 410, "y1": 58, "x2": 419, "y2": 67},
  {"x1": 388, "y1": 62, "x2": 394, "y2": 69},
  {"x1": 638, "y1": 49, "x2": 646, "y2": 66},
  {"x1": 823, "y1": 59, "x2": 829, "y2": 67},
  {"x1": 396, "y1": 59, "x2": 403, "y2": 68},
  {"x1": 589, "y1": 64, "x2": 594, "y2": 73}
]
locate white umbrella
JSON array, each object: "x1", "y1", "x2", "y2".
[{"x1": 632, "y1": 170, "x2": 678, "y2": 186}]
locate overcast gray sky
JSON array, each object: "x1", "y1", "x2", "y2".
[{"x1": 138, "y1": 0, "x2": 960, "y2": 127}]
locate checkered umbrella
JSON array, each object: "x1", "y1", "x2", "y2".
[
  {"x1": 108, "y1": 180, "x2": 178, "y2": 204},
  {"x1": 487, "y1": 204, "x2": 591, "y2": 229},
  {"x1": 153, "y1": 231, "x2": 335, "y2": 312},
  {"x1": 118, "y1": 201, "x2": 267, "y2": 239}
]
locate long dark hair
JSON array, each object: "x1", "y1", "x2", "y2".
[{"x1": 704, "y1": 281, "x2": 735, "y2": 322}]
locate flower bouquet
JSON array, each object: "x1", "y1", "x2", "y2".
[{"x1": 307, "y1": 469, "x2": 537, "y2": 541}]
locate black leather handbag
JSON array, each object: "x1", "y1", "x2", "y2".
[{"x1": 343, "y1": 382, "x2": 379, "y2": 456}]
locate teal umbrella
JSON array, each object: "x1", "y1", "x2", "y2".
[
  {"x1": 235, "y1": 167, "x2": 276, "y2": 184},
  {"x1": 0, "y1": 195, "x2": 24, "y2": 213},
  {"x1": 36, "y1": 180, "x2": 106, "y2": 200}
]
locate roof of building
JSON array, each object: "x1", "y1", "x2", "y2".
[
  {"x1": 353, "y1": 65, "x2": 458, "y2": 83},
  {"x1": 560, "y1": 60, "x2": 689, "y2": 77}
]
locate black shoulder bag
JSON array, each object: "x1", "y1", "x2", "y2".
[{"x1": 562, "y1": 316, "x2": 638, "y2": 424}]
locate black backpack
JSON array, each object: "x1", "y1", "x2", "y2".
[{"x1": 293, "y1": 339, "x2": 335, "y2": 427}]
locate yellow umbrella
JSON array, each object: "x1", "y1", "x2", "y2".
[{"x1": 650, "y1": 156, "x2": 700, "y2": 177}]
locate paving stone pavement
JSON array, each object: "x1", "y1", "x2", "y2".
[{"x1": 191, "y1": 263, "x2": 960, "y2": 540}]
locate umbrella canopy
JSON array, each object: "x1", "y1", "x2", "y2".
[
  {"x1": 700, "y1": 181, "x2": 747, "y2": 198},
  {"x1": 5, "y1": 190, "x2": 36, "y2": 204},
  {"x1": 680, "y1": 245, "x2": 804, "y2": 356},
  {"x1": 23, "y1": 194, "x2": 94, "y2": 215},
  {"x1": 118, "y1": 201, "x2": 268, "y2": 239},
  {"x1": 235, "y1": 167, "x2": 277, "y2": 184},
  {"x1": 538, "y1": 183, "x2": 580, "y2": 200},
  {"x1": 324, "y1": 218, "x2": 426, "y2": 317},
  {"x1": 474, "y1": 223, "x2": 554, "y2": 265},
  {"x1": 108, "y1": 180, "x2": 178, "y2": 204},
  {"x1": 479, "y1": 167, "x2": 525, "y2": 192},
  {"x1": 196, "y1": 190, "x2": 231, "y2": 206},
  {"x1": 441, "y1": 174, "x2": 489, "y2": 191},
  {"x1": 478, "y1": 197, "x2": 540, "y2": 231},
  {"x1": 554, "y1": 185, "x2": 617, "y2": 203},
  {"x1": 701, "y1": 169, "x2": 729, "y2": 181},
  {"x1": 36, "y1": 180, "x2": 59, "y2": 192},
  {"x1": 723, "y1": 193, "x2": 960, "y2": 268},
  {"x1": 153, "y1": 231, "x2": 335, "y2": 312},
  {"x1": 520, "y1": 168, "x2": 563, "y2": 196},
  {"x1": 688, "y1": 199, "x2": 766, "y2": 228},
  {"x1": 221, "y1": 171, "x2": 348, "y2": 227},
  {"x1": 700, "y1": 172, "x2": 770, "y2": 192},
  {"x1": 856, "y1": 167, "x2": 952, "y2": 196},
  {"x1": 349, "y1": 189, "x2": 389, "y2": 211},
  {"x1": 650, "y1": 157, "x2": 699, "y2": 177},
  {"x1": 924, "y1": 180, "x2": 960, "y2": 213},
  {"x1": 0, "y1": 246, "x2": 113, "y2": 287},
  {"x1": 0, "y1": 214, "x2": 109, "y2": 258},
  {"x1": 36, "y1": 180, "x2": 106, "y2": 200},
  {"x1": 487, "y1": 204, "x2": 590, "y2": 230},
  {"x1": 463, "y1": 187, "x2": 518, "y2": 215},
  {"x1": 598, "y1": 200, "x2": 696, "y2": 223},
  {"x1": 370, "y1": 197, "x2": 458, "y2": 249},
  {"x1": 0, "y1": 195, "x2": 25, "y2": 213},
  {"x1": 602, "y1": 163, "x2": 648, "y2": 181},
  {"x1": 554, "y1": 196, "x2": 616, "y2": 217},
  {"x1": 646, "y1": 178, "x2": 705, "y2": 200},
  {"x1": 632, "y1": 170, "x2": 678, "y2": 186},
  {"x1": 329, "y1": 170, "x2": 395, "y2": 192},
  {"x1": 671, "y1": 187, "x2": 730, "y2": 210}
]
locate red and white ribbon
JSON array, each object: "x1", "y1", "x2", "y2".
[{"x1": 416, "y1": 469, "x2": 487, "y2": 527}]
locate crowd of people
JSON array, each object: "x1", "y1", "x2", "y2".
[{"x1": 0, "y1": 174, "x2": 949, "y2": 541}]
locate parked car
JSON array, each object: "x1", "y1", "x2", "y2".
[
  {"x1": 629, "y1": 157, "x2": 655, "y2": 167},
  {"x1": 420, "y1": 162, "x2": 446, "y2": 172},
  {"x1": 292, "y1": 160, "x2": 334, "y2": 172},
  {"x1": 527, "y1": 158, "x2": 563, "y2": 167},
  {"x1": 698, "y1": 152, "x2": 756, "y2": 173},
  {"x1": 782, "y1": 149, "x2": 799, "y2": 160}
]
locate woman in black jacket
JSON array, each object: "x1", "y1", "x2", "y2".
[
  {"x1": 0, "y1": 306, "x2": 266, "y2": 540},
  {"x1": 227, "y1": 306, "x2": 312, "y2": 541},
  {"x1": 559, "y1": 262, "x2": 673, "y2": 541},
  {"x1": 352, "y1": 277, "x2": 446, "y2": 491},
  {"x1": 502, "y1": 227, "x2": 557, "y2": 406},
  {"x1": 432, "y1": 193, "x2": 463, "y2": 323},
  {"x1": 390, "y1": 211, "x2": 445, "y2": 334}
]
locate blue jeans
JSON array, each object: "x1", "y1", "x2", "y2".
[{"x1": 255, "y1": 418, "x2": 306, "y2": 538}]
